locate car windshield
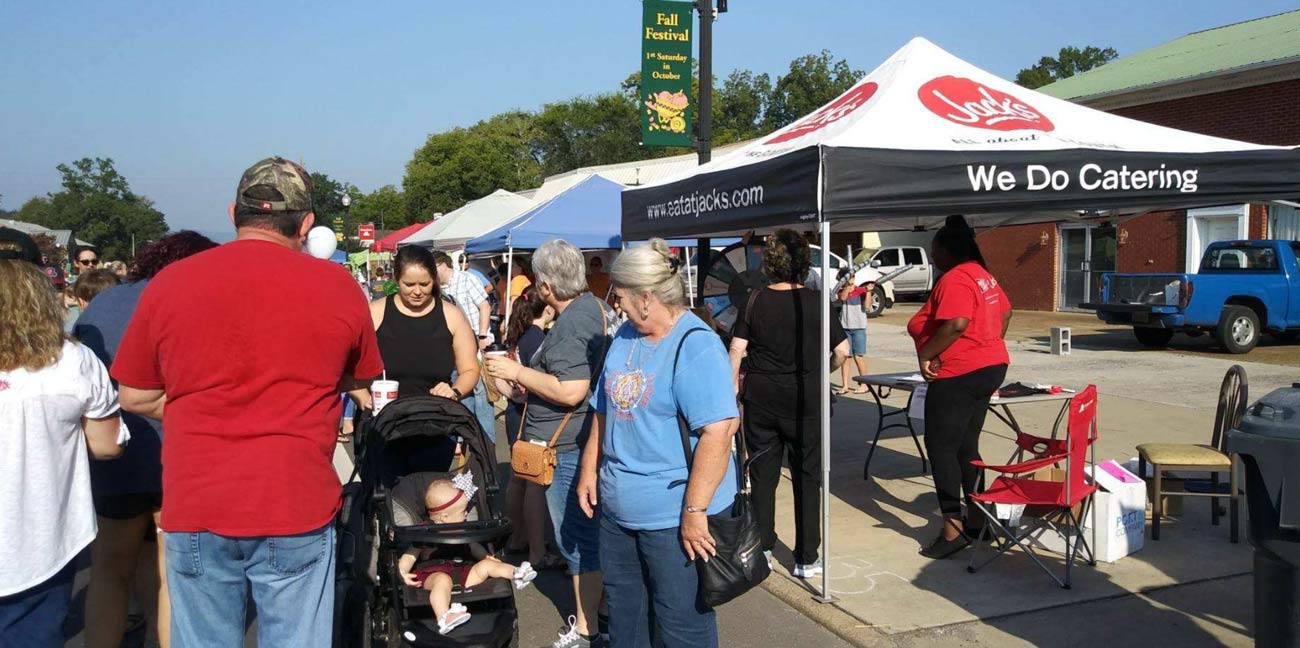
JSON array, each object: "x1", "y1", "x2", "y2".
[{"x1": 1201, "y1": 245, "x2": 1279, "y2": 272}]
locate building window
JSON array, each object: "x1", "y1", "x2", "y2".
[{"x1": 1185, "y1": 205, "x2": 1248, "y2": 273}]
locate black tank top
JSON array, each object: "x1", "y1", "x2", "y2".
[{"x1": 376, "y1": 294, "x2": 455, "y2": 400}]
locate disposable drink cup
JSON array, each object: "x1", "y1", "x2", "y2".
[{"x1": 371, "y1": 379, "x2": 399, "y2": 415}]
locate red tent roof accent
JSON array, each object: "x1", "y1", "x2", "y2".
[{"x1": 371, "y1": 222, "x2": 428, "y2": 252}]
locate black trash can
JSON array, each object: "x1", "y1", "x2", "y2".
[{"x1": 1226, "y1": 383, "x2": 1300, "y2": 648}]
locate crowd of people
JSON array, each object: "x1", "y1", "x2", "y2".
[{"x1": 0, "y1": 155, "x2": 1010, "y2": 648}]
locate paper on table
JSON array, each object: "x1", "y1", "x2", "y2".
[{"x1": 909, "y1": 384, "x2": 928, "y2": 419}]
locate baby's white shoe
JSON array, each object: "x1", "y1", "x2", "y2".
[
  {"x1": 438, "y1": 603, "x2": 471, "y2": 635},
  {"x1": 513, "y1": 562, "x2": 538, "y2": 590}
]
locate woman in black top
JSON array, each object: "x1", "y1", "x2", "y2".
[
  {"x1": 369, "y1": 246, "x2": 479, "y2": 403},
  {"x1": 729, "y1": 229, "x2": 849, "y2": 578}
]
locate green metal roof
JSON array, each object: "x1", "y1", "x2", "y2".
[{"x1": 1038, "y1": 9, "x2": 1300, "y2": 100}]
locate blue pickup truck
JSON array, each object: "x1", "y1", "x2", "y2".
[{"x1": 1085, "y1": 240, "x2": 1300, "y2": 354}]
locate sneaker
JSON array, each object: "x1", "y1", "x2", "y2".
[
  {"x1": 792, "y1": 560, "x2": 823, "y2": 578},
  {"x1": 546, "y1": 615, "x2": 596, "y2": 648}
]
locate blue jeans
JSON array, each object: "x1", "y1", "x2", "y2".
[
  {"x1": 164, "y1": 524, "x2": 335, "y2": 648},
  {"x1": 600, "y1": 515, "x2": 717, "y2": 648},
  {"x1": 544, "y1": 448, "x2": 601, "y2": 576},
  {"x1": 471, "y1": 378, "x2": 496, "y2": 446},
  {"x1": 0, "y1": 559, "x2": 75, "y2": 648}
]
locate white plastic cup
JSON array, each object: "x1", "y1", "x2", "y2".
[
  {"x1": 484, "y1": 350, "x2": 509, "y2": 359},
  {"x1": 371, "y1": 379, "x2": 399, "y2": 415}
]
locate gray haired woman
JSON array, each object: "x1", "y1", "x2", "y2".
[
  {"x1": 576, "y1": 239, "x2": 740, "y2": 648},
  {"x1": 483, "y1": 239, "x2": 610, "y2": 648}
]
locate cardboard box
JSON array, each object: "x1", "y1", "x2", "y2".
[
  {"x1": 1021, "y1": 461, "x2": 1147, "y2": 563},
  {"x1": 1146, "y1": 477, "x2": 1185, "y2": 517}
]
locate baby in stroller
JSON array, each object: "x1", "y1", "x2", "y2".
[{"x1": 397, "y1": 471, "x2": 537, "y2": 635}]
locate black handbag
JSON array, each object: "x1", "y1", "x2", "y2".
[{"x1": 672, "y1": 329, "x2": 770, "y2": 608}]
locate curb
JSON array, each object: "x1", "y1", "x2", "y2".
[{"x1": 759, "y1": 570, "x2": 895, "y2": 648}]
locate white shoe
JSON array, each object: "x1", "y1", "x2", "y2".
[
  {"x1": 513, "y1": 561, "x2": 538, "y2": 590},
  {"x1": 438, "y1": 603, "x2": 471, "y2": 635},
  {"x1": 793, "y1": 560, "x2": 823, "y2": 578}
]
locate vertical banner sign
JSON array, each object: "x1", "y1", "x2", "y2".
[
  {"x1": 641, "y1": 0, "x2": 693, "y2": 147},
  {"x1": 332, "y1": 216, "x2": 345, "y2": 242}
]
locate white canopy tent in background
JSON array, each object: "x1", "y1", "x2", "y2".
[
  {"x1": 622, "y1": 37, "x2": 1300, "y2": 601},
  {"x1": 398, "y1": 189, "x2": 534, "y2": 250}
]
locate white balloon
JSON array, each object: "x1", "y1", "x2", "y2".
[{"x1": 306, "y1": 226, "x2": 339, "y2": 260}]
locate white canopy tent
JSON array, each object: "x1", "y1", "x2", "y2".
[
  {"x1": 621, "y1": 36, "x2": 1300, "y2": 601},
  {"x1": 398, "y1": 189, "x2": 534, "y2": 250}
]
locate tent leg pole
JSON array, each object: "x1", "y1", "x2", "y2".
[
  {"x1": 503, "y1": 249, "x2": 514, "y2": 336},
  {"x1": 687, "y1": 245, "x2": 696, "y2": 308},
  {"x1": 816, "y1": 220, "x2": 836, "y2": 604}
]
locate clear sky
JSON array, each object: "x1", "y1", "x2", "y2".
[{"x1": 1, "y1": 0, "x2": 1295, "y2": 241}]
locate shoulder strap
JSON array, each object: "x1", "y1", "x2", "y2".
[
  {"x1": 673, "y1": 328, "x2": 746, "y2": 493},
  {"x1": 742, "y1": 288, "x2": 761, "y2": 332},
  {"x1": 539, "y1": 296, "x2": 610, "y2": 449}
]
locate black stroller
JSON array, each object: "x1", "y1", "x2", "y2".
[{"x1": 335, "y1": 396, "x2": 517, "y2": 648}]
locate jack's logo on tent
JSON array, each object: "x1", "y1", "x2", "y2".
[
  {"x1": 764, "y1": 82, "x2": 878, "y2": 145},
  {"x1": 919, "y1": 76, "x2": 1054, "y2": 132}
]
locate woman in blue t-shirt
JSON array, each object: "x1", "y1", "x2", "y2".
[{"x1": 577, "y1": 239, "x2": 740, "y2": 648}]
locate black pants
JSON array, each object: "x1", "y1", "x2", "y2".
[
  {"x1": 923, "y1": 364, "x2": 1008, "y2": 517},
  {"x1": 745, "y1": 406, "x2": 820, "y2": 565}
]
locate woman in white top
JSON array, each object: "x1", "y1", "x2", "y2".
[{"x1": 0, "y1": 259, "x2": 123, "y2": 648}]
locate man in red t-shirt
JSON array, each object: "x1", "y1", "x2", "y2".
[{"x1": 112, "y1": 157, "x2": 383, "y2": 646}]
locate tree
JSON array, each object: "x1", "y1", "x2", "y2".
[
  {"x1": 403, "y1": 111, "x2": 543, "y2": 220},
  {"x1": 715, "y1": 69, "x2": 772, "y2": 144},
  {"x1": 765, "y1": 51, "x2": 863, "y2": 131},
  {"x1": 17, "y1": 158, "x2": 168, "y2": 261},
  {"x1": 350, "y1": 185, "x2": 406, "y2": 231},
  {"x1": 1016, "y1": 46, "x2": 1118, "y2": 89},
  {"x1": 533, "y1": 94, "x2": 646, "y2": 177}
]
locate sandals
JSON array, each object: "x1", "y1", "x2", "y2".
[
  {"x1": 438, "y1": 604, "x2": 471, "y2": 635},
  {"x1": 513, "y1": 562, "x2": 538, "y2": 590}
]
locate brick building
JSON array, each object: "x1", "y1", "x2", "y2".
[{"x1": 981, "y1": 9, "x2": 1300, "y2": 311}]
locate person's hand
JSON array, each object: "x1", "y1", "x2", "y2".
[
  {"x1": 484, "y1": 355, "x2": 522, "y2": 382},
  {"x1": 681, "y1": 510, "x2": 717, "y2": 562},
  {"x1": 430, "y1": 382, "x2": 457, "y2": 399},
  {"x1": 398, "y1": 555, "x2": 419, "y2": 587},
  {"x1": 577, "y1": 471, "x2": 599, "y2": 519},
  {"x1": 479, "y1": 337, "x2": 491, "y2": 351},
  {"x1": 337, "y1": 418, "x2": 354, "y2": 444},
  {"x1": 864, "y1": 281, "x2": 877, "y2": 292},
  {"x1": 352, "y1": 390, "x2": 374, "y2": 411},
  {"x1": 919, "y1": 355, "x2": 941, "y2": 381}
]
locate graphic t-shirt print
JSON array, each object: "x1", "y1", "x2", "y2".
[{"x1": 606, "y1": 370, "x2": 653, "y2": 420}]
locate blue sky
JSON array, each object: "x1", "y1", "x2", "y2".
[{"x1": 1, "y1": 0, "x2": 1295, "y2": 241}]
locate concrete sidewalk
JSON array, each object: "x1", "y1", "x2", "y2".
[{"x1": 754, "y1": 318, "x2": 1295, "y2": 647}]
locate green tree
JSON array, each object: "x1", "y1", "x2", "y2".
[
  {"x1": 765, "y1": 51, "x2": 863, "y2": 131},
  {"x1": 350, "y1": 185, "x2": 406, "y2": 231},
  {"x1": 17, "y1": 158, "x2": 168, "y2": 261},
  {"x1": 1016, "y1": 45, "x2": 1118, "y2": 89},
  {"x1": 532, "y1": 94, "x2": 647, "y2": 177},
  {"x1": 403, "y1": 111, "x2": 543, "y2": 219},
  {"x1": 715, "y1": 69, "x2": 772, "y2": 144}
]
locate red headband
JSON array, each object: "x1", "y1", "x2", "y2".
[{"x1": 427, "y1": 490, "x2": 464, "y2": 514}]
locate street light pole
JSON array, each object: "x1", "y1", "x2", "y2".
[{"x1": 696, "y1": 0, "x2": 713, "y2": 166}]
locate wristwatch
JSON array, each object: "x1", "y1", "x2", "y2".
[
  {"x1": 684, "y1": 504, "x2": 706, "y2": 515},
  {"x1": 451, "y1": 387, "x2": 463, "y2": 399}
]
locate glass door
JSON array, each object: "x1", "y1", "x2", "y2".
[
  {"x1": 1058, "y1": 225, "x2": 1116, "y2": 311},
  {"x1": 1060, "y1": 227, "x2": 1089, "y2": 310}
]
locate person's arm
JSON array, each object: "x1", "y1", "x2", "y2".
[
  {"x1": 84, "y1": 414, "x2": 123, "y2": 460},
  {"x1": 397, "y1": 550, "x2": 420, "y2": 587},
  {"x1": 1001, "y1": 309, "x2": 1012, "y2": 339},
  {"x1": 511, "y1": 368, "x2": 588, "y2": 407},
  {"x1": 442, "y1": 305, "x2": 481, "y2": 399},
  {"x1": 476, "y1": 300, "x2": 492, "y2": 348},
  {"x1": 727, "y1": 338, "x2": 748, "y2": 395},
  {"x1": 119, "y1": 385, "x2": 166, "y2": 421},
  {"x1": 918, "y1": 318, "x2": 968, "y2": 380},
  {"x1": 681, "y1": 416, "x2": 738, "y2": 561},
  {"x1": 577, "y1": 411, "x2": 603, "y2": 518}
]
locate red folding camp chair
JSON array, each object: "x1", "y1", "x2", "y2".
[{"x1": 966, "y1": 385, "x2": 1099, "y2": 589}]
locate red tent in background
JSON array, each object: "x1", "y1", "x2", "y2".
[{"x1": 371, "y1": 222, "x2": 428, "y2": 252}]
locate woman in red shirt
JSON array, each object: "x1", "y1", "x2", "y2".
[{"x1": 907, "y1": 215, "x2": 1012, "y2": 559}]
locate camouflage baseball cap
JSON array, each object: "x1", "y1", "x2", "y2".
[{"x1": 235, "y1": 157, "x2": 314, "y2": 212}]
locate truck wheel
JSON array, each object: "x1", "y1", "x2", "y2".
[
  {"x1": 1217, "y1": 306, "x2": 1260, "y2": 354},
  {"x1": 1133, "y1": 327, "x2": 1173, "y2": 348},
  {"x1": 865, "y1": 286, "x2": 887, "y2": 318}
]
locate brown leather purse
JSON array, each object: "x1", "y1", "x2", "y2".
[
  {"x1": 509, "y1": 297, "x2": 608, "y2": 486},
  {"x1": 509, "y1": 404, "x2": 574, "y2": 486}
]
